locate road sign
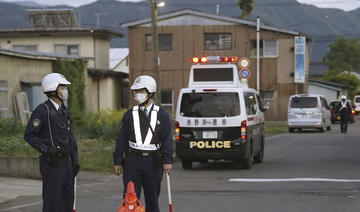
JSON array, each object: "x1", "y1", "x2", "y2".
[
  {"x1": 239, "y1": 57, "x2": 250, "y2": 68},
  {"x1": 240, "y1": 68, "x2": 251, "y2": 79}
]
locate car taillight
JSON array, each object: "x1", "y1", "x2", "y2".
[
  {"x1": 175, "y1": 121, "x2": 180, "y2": 141},
  {"x1": 241, "y1": 120, "x2": 246, "y2": 140}
]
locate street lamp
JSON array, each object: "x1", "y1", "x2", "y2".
[{"x1": 150, "y1": 0, "x2": 165, "y2": 104}]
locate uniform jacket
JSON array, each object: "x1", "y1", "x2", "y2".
[
  {"x1": 338, "y1": 101, "x2": 352, "y2": 118},
  {"x1": 113, "y1": 104, "x2": 174, "y2": 166},
  {"x1": 24, "y1": 99, "x2": 78, "y2": 163}
]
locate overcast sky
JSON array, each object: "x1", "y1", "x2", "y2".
[{"x1": 2, "y1": 0, "x2": 360, "y2": 11}]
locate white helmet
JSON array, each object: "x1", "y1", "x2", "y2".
[
  {"x1": 341, "y1": 95, "x2": 347, "y2": 100},
  {"x1": 130, "y1": 75, "x2": 156, "y2": 93},
  {"x1": 42, "y1": 73, "x2": 71, "y2": 93}
]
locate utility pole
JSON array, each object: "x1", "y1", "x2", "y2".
[
  {"x1": 256, "y1": 16, "x2": 260, "y2": 93},
  {"x1": 150, "y1": 0, "x2": 161, "y2": 103}
]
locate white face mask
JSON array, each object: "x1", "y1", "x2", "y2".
[
  {"x1": 134, "y1": 93, "x2": 148, "y2": 104},
  {"x1": 59, "y1": 89, "x2": 69, "y2": 101}
]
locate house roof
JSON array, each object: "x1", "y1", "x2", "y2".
[
  {"x1": 121, "y1": 8, "x2": 309, "y2": 38},
  {"x1": 309, "y1": 62, "x2": 328, "y2": 76},
  {"x1": 109, "y1": 48, "x2": 129, "y2": 70},
  {"x1": 0, "y1": 27, "x2": 123, "y2": 38},
  {"x1": 88, "y1": 68, "x2": 128, "y2": 78},
  {"x1": 309, "y1": 79, "x2": 350, "y2": 90},
  {"x1": 0, "y1": 48, "x2": 89, "y2": 61}
]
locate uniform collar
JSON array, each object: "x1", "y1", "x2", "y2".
[
  {"x1": 50, "y1": 98, "x2": 61, "y2": 111},
  {"x1": 141, "y1": 103, "x2": 153, "y2": 116}
]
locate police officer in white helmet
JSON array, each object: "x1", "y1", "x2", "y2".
[
  {"x1": 24, "y1": 73, "x2": 79, "y2": 212},
  {"x1": 338, "y1": 95, "x2": 352, "y2": 133},
  {"x1": 113, "y1": 75, "x2": 174, "y2": 212}
]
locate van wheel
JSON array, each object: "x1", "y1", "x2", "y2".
[
  {"x1": 242, "y1": 143, "x2": 252, "y2": 169},
  {"x1": 181, "y1": 160, "x2": 192, "y2": 169},
  {"x1": 254, "y1": 139, "x2": 264, "y2": 163},
  {"x1": 327, "y1": 125, "x2": 331, "y2": 131},
  {"x1": 288, "y1": 128, "x2": 294, "y2": 133}
]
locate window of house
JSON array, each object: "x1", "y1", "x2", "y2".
[
  {"x1": 13, "y1": 45, "x2": 37, "y2": 52},
  {"x1": 145, "y1": 34, "x2": 172, "y2": 52},
  {"x1": 251, "y1": 40, "x2": 278, "y2": 57},
  {"x1": 260, "y1": 91, "x2": 274, "y2": 100},
  {"x1": 161, "y1": 90, "x2": 173, "y2": 114},
  {"x1": 0, "y1": 80, "x2": 8, "y2": 118},
  {"x1": 204, "y1": 33, "x2": 232, "y2": 50},
  {"x1": 54, "y1": 44, "x2": 79, "y2": 56}
]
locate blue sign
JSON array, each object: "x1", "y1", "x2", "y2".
[
  {"x1": 240, "y1": 68, "x2": 250, "y2": 79},
  {"x1": 294, "y1": 36, "x2": 306, "y2": 83}
]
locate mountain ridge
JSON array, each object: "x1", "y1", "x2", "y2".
[{"x1": 1, "y1": 0, "x2": 359, "y2": 62}]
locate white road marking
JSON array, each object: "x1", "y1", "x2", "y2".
[
  {"x1": 228, "y1": 178, "x2": 360, "y2": 183},
  {"x1": 4, "y1": 201, "x2": 42, "y2": 211}
]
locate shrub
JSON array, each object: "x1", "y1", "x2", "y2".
[
  {"x1": 0, "y1": 118, "x2": 24, "y2": 136},
  {"x1": 79, "y1": 109, "x2": 127, "y2": 140}
]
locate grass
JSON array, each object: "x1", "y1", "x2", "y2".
[
  {"x1": 0, "y1": 121, "x2": 288, "y2": 173},
  {"x1": 0, "y1": 135, "x2": 38, "y2": 156},
  {"x1": 77, "y1": 138, "x2": 115, "y2": 173},
  {"x1": 0, "y1": 135, "x2": 116, "y2": 173},
  {"x1": 265, "y1": 121, "x2": 288, "y2": 136}
]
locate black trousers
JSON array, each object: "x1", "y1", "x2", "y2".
[
  {"x1": 123, "y1": 154, "x2": 163, "y2": 212},
  {"x1": 340, "y1": 116, "x2": 349, "y2": 133},
  {"x1": 39, "y1": 155, "x2": 74, "y2": 212}
]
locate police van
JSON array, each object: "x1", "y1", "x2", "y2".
[{"x1": 175, "y1": 56, "x2": 269, "y2": 169}]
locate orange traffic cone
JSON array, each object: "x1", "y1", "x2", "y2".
[{"x1": 117, "y1": 181, "x2": 145, "y2": 212}]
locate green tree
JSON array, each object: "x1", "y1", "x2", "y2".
[
  {"x1": 53, "y1": 59, "x2": 86, "y2": 127},
  {"x1": 237, "y1": 0, "x2": 255, "y2": 19},
  {"x1": 322, "y1": 69, "x2": 360, "y2": 100},
  {"x1": 322, "y1": 37, "x2": 360, "y2": 73}
]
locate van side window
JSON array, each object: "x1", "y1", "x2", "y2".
[
  {"x1": 320, "y1": 97, "x2": 328, "y2": 108},
  {"x1": 256, "y1": 94, "x2": 262, "y2": 110},
  {"x1": 244, "y1": 92, "x2": 257, "y2": 115}
]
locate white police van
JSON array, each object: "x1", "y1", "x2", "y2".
[{"x1": 175, "y1": 56, "x2": 268, "y2": 169}]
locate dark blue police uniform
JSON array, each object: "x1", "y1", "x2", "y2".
[
  {"x1": 24, "y1": 99, "x2": 78, "y2": 212},
  {"x1": 338, "y1": 101, "x2": 352, "y2": 133},
  {"x1": 113, "y1": 105, "x2": 174, "y2": 212}
]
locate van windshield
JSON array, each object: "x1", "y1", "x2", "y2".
[
  {"x1": 291, "y1": 97, "x2": 317, "y2": 108},
  {"x1": 180, "y1": 92, "x2": 240, "y2": 117},
  {"x1": 355, "y1": 97, "x2": 360, "y2": 103}
]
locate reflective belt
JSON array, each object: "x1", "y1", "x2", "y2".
[
  {"x1": 340, "y1": 101, "x2": 347, "y2": 111},
  {"x1": 132, "y1": 105, "x2": 159, "y2": 148}
]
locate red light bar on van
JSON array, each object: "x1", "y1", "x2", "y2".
[
  {"x1": 190, "y1": 56, "x2": 238, "y2": 64},
  {"x1": 203, "y1": 89, "x2": 217, "y2": 92}
]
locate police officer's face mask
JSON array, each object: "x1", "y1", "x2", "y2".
[
  {"x1": 134, "y1": 93, "x2": 148, "y2": 104},
  {"x1": 58, "y1": 89, "x2": 69, "y2": 101}
]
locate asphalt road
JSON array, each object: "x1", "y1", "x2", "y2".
[{"x1": 1, "y1": 118, "x2": 360, "y2": 212}]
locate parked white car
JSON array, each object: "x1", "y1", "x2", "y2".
[
  {"x1": 288, "y1": 94, "x2": 331, "y2": 133},
  {"x1": 354, "y1": 95, "x2": 360, "y2": 115}
]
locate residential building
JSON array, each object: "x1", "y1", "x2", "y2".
[
  {"x1": 0, "y1": 48, "x2": 85, "y2": 120},
  {"x1": 0, "y1": 9, "x2": 126, "y2": 114},
  {"x1": 309, "y1": 79, "x2": 348, "y2": 102},
  {"x1": 121, "y1": 9, "x2": 311, "y2": 120},
  {"x1": 110, "y1": 48, "x2": 129, "y2": 108}
]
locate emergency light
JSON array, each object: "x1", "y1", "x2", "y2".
[{"x1": 190, "y1": 56, "x2": 238, "y2": 64}]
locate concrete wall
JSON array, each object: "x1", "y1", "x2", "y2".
[
  {"x1": 0, "y1": 157, "x2": 41, "y2": 179},
  {"x1": 94, "y1": 37, "x2": 110, "y2": 69},
  {"x1": 0, "y1": 54, "x2": 52, "y2": 117}
]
